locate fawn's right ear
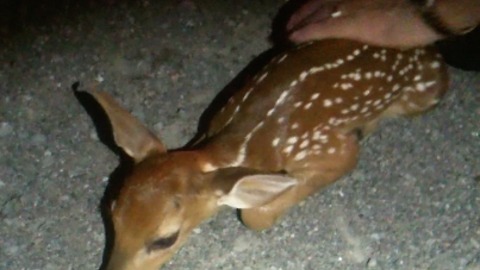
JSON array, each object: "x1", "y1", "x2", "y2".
[
  {"x1": 209, "y1": 167, "x2": 298, "y2": 209},
  {"x1": 89, "y1": 91, "x2": 166, "y2": 162}
]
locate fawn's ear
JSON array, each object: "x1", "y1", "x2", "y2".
[
  {"x1": 89, "y1": 91, "x2": 166, "y2": 162},
  {"x1": 211, "y1": 168, "x2": 298, "y2": 209}
]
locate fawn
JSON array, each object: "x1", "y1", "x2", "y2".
[{"x1": 85, "y1": 38, "x2": 448, "y2": 269}]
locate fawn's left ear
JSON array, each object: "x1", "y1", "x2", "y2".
[
  {"x1": 211, "y1": 168, "x2": 298, "y2": 209},
  {"x1": 89, "y1": 91, "x2": 167, "y2": 163}
]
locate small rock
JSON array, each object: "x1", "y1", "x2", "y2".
[
  {"x1": 59, "y1": 195, "x2": 70, "y2": 201},
  {"x1": 153, "y1": 121, "x2": 164, "y2": 133},
  {"x1": 370, "y1": 233, "x2": 383, "y2": 241},
  {"x1": 43, "y1": 262, "x2": 58, "y2": 270},
  {"x1": 32, "y1": 133, "x2": 47, "y2": 145},
  {"x1": 42, "y1": 150, "x2": 54, "y2": 167},
  {"x1": 4, "y1": 244, "x2": 19, "y2": 256},
  {"x1": 89, "y1": 132, "x2": 99, "y2": 141},
  {"x1": 232, "y1": 234, "x2": 255, "y2": 253},
  {"x1": 366, "y1": 257, "x2": 378, "y2": 268},
  {"x1": 0, "y1": 122, "x2": 13, "y2": 137},
  {"x1": 95, "y1": 74, "x2": 104, "y2": 83},
  {"x1": 93, "y1": 231, "x2": 104, "y2": 242}
]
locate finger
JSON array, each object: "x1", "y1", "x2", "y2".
[
  {"x1": 289, "y1": 19, "x2": 350, "y2": 43},
  {"x1": 288, "y1": 10, "x2": 388, "y2": 45},
  {"x1": 287, "y1": 0, "x2": 339, "y2": 31}
]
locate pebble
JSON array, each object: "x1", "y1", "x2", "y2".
[
  {"x1": 0, "y1": 122, "x2": 13, "y2": 137},
  {"x1": 89, "y1": 132, "x2": 99, "y2": 141},
  {"x1": 32, "y1": 133, "x2": 47, "y2": 145},
  {"x1": 4, "y1": 244, "x2": 19, "y2": 256},
  {"x1": 232, "y1": 234, "x2": 257, "y2": 253},
  {"x1": 370, "y1": 233, "x2": 383, "y2": 241},
  {"x1": 44, "y1": 262, "x2": 59, "y2": 270},
  {"x1": 95, "y1": 74, "x2": 104, "y2": 83},
  {"x1": 153, "y1": 121, "x2": 164, "y2": 133},
  {"x1": 366, "y1": 257, "x2": 378, "y2": 268},
  {"x1": 42, "y1": 150, "x2": 54, "y2": 167}
]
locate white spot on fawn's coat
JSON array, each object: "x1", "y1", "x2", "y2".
[{"x1": 323, "y1": 99, "x2": 333, "y2": 107}]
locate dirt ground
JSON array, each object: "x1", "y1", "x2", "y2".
[{"x1": 1, "y1": 1, "x2": 479, "y2": 269}]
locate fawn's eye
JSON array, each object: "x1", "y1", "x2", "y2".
[{"x1": 147, "y1": 231, "x2": 179, "y2": 252}]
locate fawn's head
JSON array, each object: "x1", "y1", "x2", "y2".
[{"x1": 89, "y1": 91, "x2": 297, "y2": 270}]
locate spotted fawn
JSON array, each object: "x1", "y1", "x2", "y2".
[{"x1": 86, "y1": 38, "x2": 448, "y2": 270}]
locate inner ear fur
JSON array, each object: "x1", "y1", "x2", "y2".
[
  {"x1": 208, "y1": 167, "x2": 298, "y2": 209},
  {"x1": 89, "y1": 90, "x2": 167, "y2": 163}
]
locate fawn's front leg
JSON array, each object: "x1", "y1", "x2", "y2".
[{"x1": 241, "y1": 132, "x2": 360, "y2": 231}]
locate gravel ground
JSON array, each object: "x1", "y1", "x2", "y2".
[{"x1": 1, "y1": 1, "x2": 479, "y2": 269}]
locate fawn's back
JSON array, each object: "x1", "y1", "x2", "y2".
[
  {"x1": 86, "y1": 39, "x2": 448, "y2": 270},
  {"x1": 201, "y1": 40, "x2": 448, "y2": 173}
]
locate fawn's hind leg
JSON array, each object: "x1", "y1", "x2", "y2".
[
  {"x1": 241, "y1": 132, "x2": 359, "y2": 231},
  {"x1": 383, "y1": 58, "x2": 449, "y2": 118},
  {"x1": 342, "y1": 60, "x2": 449, "y2": 140}
]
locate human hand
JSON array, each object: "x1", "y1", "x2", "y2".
[{"x1": 287, "y1": 0, "x2": 480, "y2": 48}]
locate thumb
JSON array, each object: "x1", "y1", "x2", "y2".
[
  {"x1": 287, "y1": 0, "x2": 339, "y2": 32},
  {"x1": 289, "y1": 16, "x2": 357, "y2": 43}
]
